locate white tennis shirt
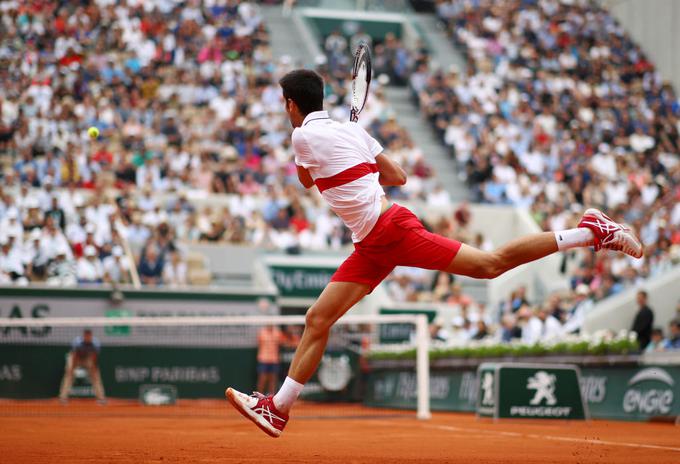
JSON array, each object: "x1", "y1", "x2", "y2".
[{"x1": 292, "y1": 111, "x2": 385, "y2": 242}]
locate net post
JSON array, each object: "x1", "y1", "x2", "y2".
[{"x1": 415, "y1": 314, "x2": 431, "y2": 420}]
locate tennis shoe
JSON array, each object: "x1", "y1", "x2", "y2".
[
  {"x1": 225, "y1": 388, "x2": 288, "y2": 438},
  {"x1": 578, "y1": 208, "x2": 643, "y2": 258}
]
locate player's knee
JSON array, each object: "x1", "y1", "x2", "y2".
[
  {"x1": 305, "y1": 308, "x2": 332, "y2": 335},
  {"x1": 480, "y1": 253, "x2": 505, "y2": 279}
]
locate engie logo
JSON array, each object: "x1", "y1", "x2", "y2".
[{"x1": 623, "y1": 368, "x2": 675, "y2": 415}]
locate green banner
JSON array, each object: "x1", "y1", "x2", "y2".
[
  {"x1": 268, "y1": 265, "x2": 336, "y2": 298},
  {"x1": 0, "y1": 344, "x2": 367, "y2": 403},
  {"x1": 580, "y1": 366, "x2": 680, "y2": 420},
  {"x1": 0, "y1": 345, "x2": 257, "y2": 399},
  {"x1": 366, "y1": 363, "x2": 680, "y2": 421},
  {"x1": 378, "y1": 308, "x2": 436, "y2": 344},
  {"x1": 494, "y1": 364, "x2": 586, "y2": 420},
  {"x1": 365, "y1": 370, "x2": 477, "y2": 412}
]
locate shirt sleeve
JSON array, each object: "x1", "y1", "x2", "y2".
[
  {"x1": 291, "y1": 129, "x2": 319, "y2": 169},
  {"x1": 357, "y1": 124, "x2": 383, "y2": 158}
]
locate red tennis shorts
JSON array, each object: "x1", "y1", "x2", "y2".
[{"x1": 330, "y1": 204, "x2": 462, "y2": 292}]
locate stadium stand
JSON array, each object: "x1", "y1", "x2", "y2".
[
  {"x1": 393, "y1": 0, "x2": 680, "y2": 339},
  {"x1": 0, "y1": 0, "x2": 678, "y2": 346},
  {"x1": 0, "y1": 0, "x2": 436, "y2": 288}
]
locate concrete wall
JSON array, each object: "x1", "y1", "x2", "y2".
[{"x1": 600, "y1": 0, "x2": 680, "y2": 92}]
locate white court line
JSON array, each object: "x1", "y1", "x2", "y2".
[{"x1": 423, "y1": 424, "x2": 680, "y2": 453}]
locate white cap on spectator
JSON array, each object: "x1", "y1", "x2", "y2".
[
  {"x1": 30, "y1": 229, "x2": 42, "y2": 241},
  {"x1": 0, "y1": 236, "x2": 8, "y2": 246},
  {"x1": 451, "y1": 316, "x2": 465, "y2": 327},
  {"x1": 43, "y1": 175, "x2": 53, "y2": 185},
  {"x1": 26, "y1": 198, "x2": 40, "y2": 209},
  {"x1": 575, "y1": 284, "x2": 590, "y2": 296},
  {"x1": 56, "y1": 244, "x2": 69, "y2": 256},
  {"x1": 84, "y1": 245, "x2": 97, "y2": 257},
  {"x1": 112, "y1": 246, "x2": 123, "y2": 257},
  {"x1": 6, "y1": 210, "x2": 17, "y2": 219},
  {"x1": 85, "y1": 224, "x2": 96, "y2": 234}
]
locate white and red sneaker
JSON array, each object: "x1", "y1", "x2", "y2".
[
  {"x1": 578, "y1": 208, "x2": 643, "y2": 258},
  {"x1": 225, "y1": 388, "x2": 288, "y2": 438}
]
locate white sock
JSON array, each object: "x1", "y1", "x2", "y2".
[
  {"x1": 273, "y1": 376, "x2": 304, "y2": 413},
  {"x1": 554, "y1": 228, "x2": 595, "y2": 251}
]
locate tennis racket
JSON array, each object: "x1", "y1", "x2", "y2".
[{"x1": 350, "y1": 42, "x2": 372, "y2": 123}]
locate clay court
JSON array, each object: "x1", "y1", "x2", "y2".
[{"x1": 1, "y1": 400, "x2": 679, "y2": 463}]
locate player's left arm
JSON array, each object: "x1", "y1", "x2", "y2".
[
  {"x1": 292, "y1": 129, "x2": 317, "y2": 189},
  {"x1": 375, "y1": 153, "x2": 407, "y2": 186}
]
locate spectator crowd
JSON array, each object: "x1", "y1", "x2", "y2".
[
  {"x1": 1, "y1": 0, "x2": 678, "y2": 351},
  {"x1": 0, "y1": 0, "x2": 437, "y2": 286},
  {"x1": 404, "y1": 0, "x2": 680, "y2": 318}
]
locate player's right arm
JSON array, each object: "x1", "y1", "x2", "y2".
[
  {"x1": 375, "y1": 153, "x2": 407, "y2": 186},
  {"x1": 355, "y1": 123, "x2": 407, "y2": 186}
]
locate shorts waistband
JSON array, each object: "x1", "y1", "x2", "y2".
[
  {"x1": 380, "y1": 201, "x2": 394, "y2": 217},
  {"x1": 358, "y1": 202, "x2": 401, "y2": 245}
]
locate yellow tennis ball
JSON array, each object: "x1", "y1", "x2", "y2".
[{"x1": 88, "y1": 127, "x2": 100, "y2": 139}]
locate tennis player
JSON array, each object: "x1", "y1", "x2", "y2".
[{"x1": 226, "y1": 69, "x2": 642, "y2": 437}]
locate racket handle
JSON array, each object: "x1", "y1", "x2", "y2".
[{"x1": 350, "y1": 109, "x2": 358, "y2": 123}]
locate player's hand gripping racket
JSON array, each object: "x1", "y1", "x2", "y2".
[{"x1": 350, "y1": 42, "x2": 372, "y2": 123}]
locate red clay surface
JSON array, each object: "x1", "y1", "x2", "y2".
[{"x1": 1, "y1": 400, "x2": 679, "y2": 463}]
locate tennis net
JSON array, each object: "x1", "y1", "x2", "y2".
[{"x1": 0, "y1": 314, "x2": 430, "y2": 420}]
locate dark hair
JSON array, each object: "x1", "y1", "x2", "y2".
[{"x1": 279, "y1": 69, "x2": 324, "y2": 116}]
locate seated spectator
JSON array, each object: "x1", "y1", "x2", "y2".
[
  {"x1": 663, "y1": 320, "x2": 680, "y2": 350},
  {"x1": 498, "y1": 313, "x2": 521, "y2": 343},
  {"x1": 138, "y1": 245, "x2": 164, "y2": 286},
  {"x1": 102, "y1": 246, "x2": 130, "y2": 285},
  {"x1": 24, "y1": 228, "x2": 50, "y2": 280},
  {"x1": 645, "y1": 328, "x2": 666, "y2": 353},
  {"x1": 521, "y1": 306, "x2": 562, "y2": 344},
  {"x1": 77, "y1": 246, "x2": 104, "y2": 284},
  {"x1": 22, "y1": 199, "x2": 44, "y2": 232},
  {"x1": 46, "y1": 196, "x2": 66, "y2": 231},
  {"x1": 471, "y1": 320, "x2": 489, "y2": 340},
  {"x1": 446, "y1": 283, "x2": 475, "y2": 308},
  {"x1": 46, "y1": 245, "x2": 77, "y2": 287},
  {"x1": 0, "y1": 236, "x2": 27, "y2": 285},
  {"x1": 162, "y1": 250, "x2": 188, "y2": 287}
]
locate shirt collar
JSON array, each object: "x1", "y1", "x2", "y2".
[{"x1": 302, "y1": 110, "x2": 330, "y2": 126}]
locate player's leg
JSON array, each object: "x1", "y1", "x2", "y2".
[
  {"x1": 225, "y1": 281, "x2": 370, "y2": 437},
  {"x1": 444, "y1": 232, "x2": 564, "y2": 278},
  {"x1": 85, "y1": 356, "x2": 106, "y2": 402},
  {"x1": 277, "y1": 281, "x2": 370, "y2": 407},
  {"x1": 444, "y1": 207, "x2": 644, "y2": 277},
  {"x1": 58, "y1": 353, "x2": 75, "y2": 402},
  {"x1": 90, "y1": 368, "x2": 106, "y2": 402}
]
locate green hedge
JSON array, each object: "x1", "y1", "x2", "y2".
[{"x1": 367, "y1": 338, "x2": 639, "y2": 361}]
